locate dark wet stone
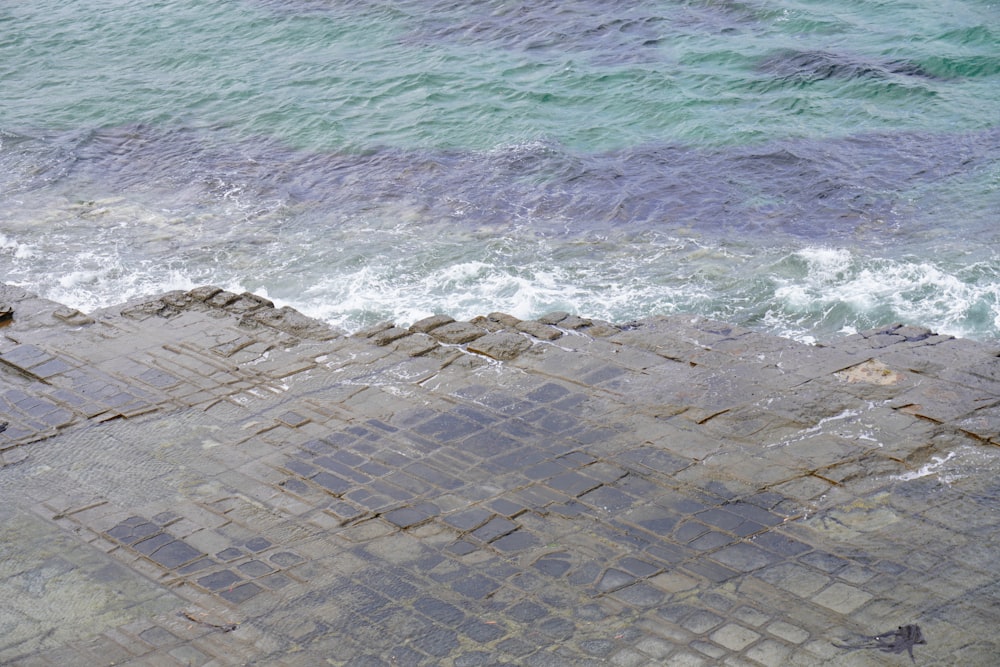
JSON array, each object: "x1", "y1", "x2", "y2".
[
  {"x1": 483, "y1": 559, "x2": 525, "y2": 580},
  {"x1": 414, "y1": 413, "x2": 482, "y2": 441},
  {"x1": 596, "y1": 568, "x2": 636, "y2": 593},
  {"x1": 455, "y1": 651, "x2": 494, "y2": 666},
  {"x1": 362, "y1": 572, "x2": 420, "y2": 601},
  {"x1": 579, "y1": 485, "x2": 634, "y2": 512},
  {"x1": 531, "y1": 555, "x2": 571, "y2": 579},
  {"x1": 496, "y1": 638, "x2": 535, "y2": 657},
  {"x1": 722, "y1": 500, "x2": 784, "y2": 527},
  {"x1": 674, "y1": 520, "x2": 711, "y2": 543},
  {"x1": 833, "y1": 624, "x2": 926, "y2": 662},
  {"x1": 611, "y1": 582, "x2": 664, "y2": 608},
  {"x1": 546, "y1": 472, "x2": 601, "y2": 496},
  {"x1": 488, "y1": 498, "x2": 523, "y2": 517},
  {"x1": 132, "y1": 532, "x2": 174, "y2": 555},
  {"x1": 447, "y1": 540, "x2": 478, "y2": 556},
  {"x1": 358, "y1": 460, "x2": 391, "y2": 477},
  {"x1": 220, "y1": 581, "x2": 262, "y2": 603},
  {"x1": 452, "y1": 574, "x2": 500, "y2": 599},
  {"x1": 681, "y1": 609, "x2": 725, "y2": 634},
  {"x1": 536, "y1": 616, "x2": 576, "y2": 640},
  {"x1": 443, "y1": 507, "x2": 493, "y2": 532},
  {"x1": 515, "y1": 320, "x2": 562, "y2": 341},
  {"x1": 267, "y1": 550, "x2": 303, "y2": 568},
  {"x1": 636, "y1": 514, "x2": 678, "y2": 536},
  {"x1": 429, "y1": 322, "x2": 486, "y2": 344},
  {"x1": 353, "y1": 321, "x2": 394, "y2": 339},
  {"x1": 471, "y1": 516, "x2": 518, "y2": 542},
  {"x1": 697, "y1": 507, "x2": 745, "y2": 532},
  {"x1": 549, "y1": 501, "x2": 588, "y2": 518},
  {"x1": 346, "y1": 489, "x2": 393, "y2": 512},
  {"x1": 151, "y1": 511, "x2": 178, "y2": 525},
  {"x1": 107, "y1": 517, "x2": 161, "y2": 545},
  {"x1": 507, "y1": 600, "x2": 548, "y2": 622},
  {"x1": 260, "y1": 573, "x2": 294, "y2": 590},
  {"x1": 300, "y1": 438, "x2": 335, "y2": 456},
  {"x1": 198, "y1": 569, "x2": 244, "y2": 591},
  {"x1": 524, "y1": 460, "x2": 568, "y2": 480},
  {"x1": 237, "y1": 559, "x2": 275, "y2": 577},
  {"x1": 617, "y1": 446, "x2": 690, "y2": 474},
  {"x1": 278, "y1": 410, "x2": 310, "y2": 427},
  {"x1": 245, "y1": 537, "x2": 272, "y2": 552},
  {"x1": 574, "y1": 604, "x2": 608, "y2": 622},
  {"x1": 752, "y1": 531, "x2": 812, "y2": 556},
  {"x1": 617, "y1": 556, "x2": 659, "y2": 578},
  {"x1": 468, "y1": 331, "x2": 532, "y2": 360},
  {"x1": 413, "y1": 627, "x2": 460, "y2": 657},
  {"x1": 874, "y1": 560, "x2": 908, "y2": 575},
  {"x1": 370, "y1": 326, "x2": 411, "y2": 346},
  {"x1": 681, "y1": 559, "x2": 739, "y2": 583},
  {"x1": 746, "y1": 491, "x2": 787, "y2": 510},
  {"x1": 492, "y1": 530, "x2": 540, "y2": 552},
  {"x1": 689, "y1": 530, "x2": 736, "y2": 551},
  {"x1": 138, "y1": 625, "x2": 178, "y2": 647},
  {"x1": 177, "y1": 557, "x2": 215, "y2": 575},
  {"x1": 383, "y1": 647, "x2": 423, "y2": 667},
  {"x1": 537, "y1": 311, "x2": 569, "y2": 325},
  {"x1": 578, "y1": 365, "x2": 626, "y2": 386},
  {"x1": 402, "y1": 462, "x2": 461, "y2": 490},
  {"x1": 216, "y1": 547, "x2": 245, "y2": 562},
  {"x1": 30, "y1": 358, "x2": 73, "y2": 378},
  {"x1": 461, "y1": 619, "x2": 507, "y2": 642},
  {"x1": 452, "y1": 405, "x2": 500, "y2": 426},
  {"x1": 559, "y1": 451, "x2": 597, "y2": 466},
  {"x1": 368, "y1": 477, "x2": 414, "y2": 500},
  {"x1": 149, "y1": 540, "x2": 203, "y2": 569},
  {"x1": 566, "y1": 562, "x2": 603, "y2": 587},
  {"x1": 415, "y1": 597, "x2": 466, "y2": 625},
  {"x1": 657, "y1": 603, "x2": 694, "y2": 624},
  {"x1": 384, "y1": 507, "x2": 433, "y2": 529},
  {"x1": 604, "y1": 523, "x2": 652, "y2": 551}
]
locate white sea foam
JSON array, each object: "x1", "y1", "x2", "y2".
[
  {"x1": 288, "y1": 245, "x2": 712, "y2": 334},
  {"x1": 770, "y1": 246, "x2": 1000, "y2": 341},
  {"x1": 892, "y1": 445, "x2": 1000, "y2": 486},
  {"x1": 894, "y1": 451, "x2": 958, "y2": 482}
]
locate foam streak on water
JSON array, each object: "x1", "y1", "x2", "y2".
[{"x1": 0, "y1": 1, "x2": 998, "y2": 340}]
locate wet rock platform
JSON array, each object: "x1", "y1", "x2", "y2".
[{"x1": 1, "y1": 283, "x2": 999, "y2": 666}]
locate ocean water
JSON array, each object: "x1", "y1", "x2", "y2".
[{"x1": 1, "y1": 0, "x2": 998, "y2": 342}]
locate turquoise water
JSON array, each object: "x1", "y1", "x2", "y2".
[{"x1": 1, "y1": 0, "x2": 998, "y2": 340}]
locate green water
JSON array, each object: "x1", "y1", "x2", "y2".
[{"x1": 3, "y1": 0, "x2": 996, "y2": 151}]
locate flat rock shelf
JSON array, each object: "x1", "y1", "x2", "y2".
[{"x1": 1, "y1": 283, "x2": 998, "y2": 665}]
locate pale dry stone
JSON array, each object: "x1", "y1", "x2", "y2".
[
  {"x1": 410, "y1": 314, "x2": 455, "y2": 333},
  {"x1": 430, "y1": 322, "x2": 487, "y2": 344},
  {"x1": 467, "y1": 331, "x2": 532, "y2": 361},
  {"x1": 515, "y1": 320, "x2": 563, "y2": 341}
]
